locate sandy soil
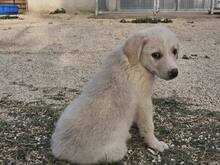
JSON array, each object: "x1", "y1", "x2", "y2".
[
  {"x1": 0, "y1": 14, "x2": 219, "y2": 111},
  {"x1": 0, "y1": 13, "x2": 219, "y2": 165}
]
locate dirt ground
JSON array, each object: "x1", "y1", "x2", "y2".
[{"x1": 0, "y1": 14, "x2": 219, "y2": 165}]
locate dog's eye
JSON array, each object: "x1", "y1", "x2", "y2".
[
  {"x1": 173, "y1": 48, "x2": 178, "y2": 56},
  {"x1": 151, "y1": 52, "x2": 161, "y2": 60}
]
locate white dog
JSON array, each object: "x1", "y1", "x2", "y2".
[{"x1": 51, "y1": 27, "x2": 179, "y2": 164}]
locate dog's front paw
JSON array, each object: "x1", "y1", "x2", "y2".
[{"x1": 145, "y1": 138, "x2": 169, "y2": 152}]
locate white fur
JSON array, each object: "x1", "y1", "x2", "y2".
[{"x1": 51, "y1": 27, "x2": 179, "y2": 164}]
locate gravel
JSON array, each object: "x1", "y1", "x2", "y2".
[{"x1": 0, "y1": 14, "x2": 219, "y2": 112}]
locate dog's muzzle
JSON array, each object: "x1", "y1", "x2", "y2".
[{"x1": 168, "y1": 68, "x2": 178, "y2": 79}]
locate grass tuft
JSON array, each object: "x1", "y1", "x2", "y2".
[
  {"x1": 0, "y1": 15, "x2": 19, "y2": 20},
  {"x1": 49, "y1": 8, "x2": 66, "y2": 15},
  {"x1": 120, "y1": 17, "x2": 173, "y2": 24}
]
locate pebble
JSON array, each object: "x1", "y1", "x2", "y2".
[
  {"x1": 204, "y1": 55, "x2": 210, "y2": 59},
  {"x1": 170, "y1": 144, "x2": 175, "y2": 148},
  {"x1": 147, "y1": 148, "x2": 158, "y2": 155},
  {"x1": 152, "y1": 159, "x2": 156, "y2": 163},
  {"x1": 182, "y1": 54, "x2": 189, "y2": 59},
  {"x1": 182, "y1": 145, "x2": 187, "y2": 148}
]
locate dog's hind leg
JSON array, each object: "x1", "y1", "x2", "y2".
[{"x1": 101, "y1": 141, "x2": 127, "y2": 163}]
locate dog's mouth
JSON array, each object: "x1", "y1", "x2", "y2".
[
  {"x1": 163, "y1": 76, "x2": 175, "y2": 81},
  {"x1": 159, "y1": 73, "x2": 178, "y2": 81},
  {"x1": 143, "y1": 66, "x2": 178, "y2": 81},
  {"x1": 167, "y1": 76, "x2": 177, "y2": 80},
  {"x1": 144, "y1": 66, "x2": 155, "y2": 75}
]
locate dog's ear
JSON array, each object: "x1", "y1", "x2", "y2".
[{"x1": 123, "y1": 35, "x2": 146, "y2": 65}]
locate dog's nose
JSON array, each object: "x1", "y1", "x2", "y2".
[{"x1": 168, "y1": 68, "x2": 178, "y2": 79}]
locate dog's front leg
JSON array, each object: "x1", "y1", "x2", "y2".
[{"x1": 137, "y1": 100, "x2": 169, "y2": 152}]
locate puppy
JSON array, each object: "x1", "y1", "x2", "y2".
[{"x1": 51, "y1": 27, "x2": 179, "y2": 164}]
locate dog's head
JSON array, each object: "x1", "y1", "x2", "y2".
[{"x1": 124, "y1": 27, "x2": 179, "y2": 80}]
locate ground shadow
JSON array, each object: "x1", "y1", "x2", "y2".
[{"x1": 0, "y1": 93, "x2": 219, "y2": 164}]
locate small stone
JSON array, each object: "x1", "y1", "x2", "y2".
[
  {"x1": 187, "y1": 21, "x2": 194, "y2": 23},
  {"x1": 120, "y1": 19, "x2": 127, "y2": 23},
  {"x1": 170, "y1": 144, "x2": 175, "y2": 148},
  {"x1": 127, "y1": 149, "x2": 133, "y2": 154},
  {"x1": 204, "y1": 55, "x2": 210, "y2": 59},
  {"x1": 158, "y1": 155, "x2": 162, "y2": 162},
  {"x1": 182, "y1": 54, "x2": 189, "y2": 59},
  {"x1": 182, "y1": 145, "x2": 187, "y2": 148},
  {"x1": 152, "y1": 159, "x2": 156, "y2": 163},
  {"x1": 147, "y1": 148, "x2": 158, "y2": 155},
  {"x1": 191, "y1": 54, "x2": 198, "y2": 57},
  {"x1": 30, "y1": 87, "x2": 39, "y2": 91}
]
